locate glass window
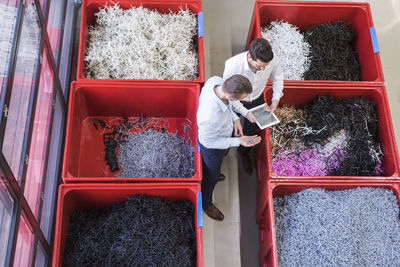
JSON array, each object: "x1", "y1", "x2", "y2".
[
  {"x1": 40, "y1": 91, "x2": 63, "y2": 242},
  {"x1": 13, "y1": 213, "x2": 34, "y2": 267},
  {"x1": 34, "y1": 242, "x2": 47, "y2": 267},
  {"x1": 0, "y1": 1, "x2": 20, "y2": 96},
  {"x1": 58, "y1": 0, "x2": 73, "y2": 97},
  {"x1": 47, "y1": 0, "x2": 65, "y2": 64},
  {"x1": 0, "y1": 179, "x2": 15, "y2": 267},
  {"x1": 2, "y1": 0, "x2": 42, "y2": 181},
  {"x1": 24, "y1": 50, "x2": 53, "y2": 217}
]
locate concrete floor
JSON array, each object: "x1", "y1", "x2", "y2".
[{"x1": 201, "y1": 0, "x2": 400, "y2": 266}]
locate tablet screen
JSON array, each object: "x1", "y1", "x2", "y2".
[{"x1": 249, "y1": 104, "x2": 280, "y2": 129}]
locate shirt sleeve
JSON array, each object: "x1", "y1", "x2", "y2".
[
  {"x1": 201, "y1": 136, "x2": 240, "y2": 149},
  {"x1": 197, "y1": 117, "x2": 241, "y2": 149},
  {"x1": 231, "y1": 108, "x2": 240, "y2": 122},
  {"x1": 231, "y1": 100, "x2": 248, "y2": 117},
  {"x1": 270, "y1": 57, "x2": 284, "y2": 101}
]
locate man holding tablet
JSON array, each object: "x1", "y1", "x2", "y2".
[{"x1": 223, "y1": 38, "x2": 284, "y2": 174}]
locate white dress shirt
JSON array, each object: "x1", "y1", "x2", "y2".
[
  {"x1": 197, "y1": 76, "x2": 241, "y2": 149},
  {"x1": 223, "y1": 51, "x2": 284, "y2": 117}
]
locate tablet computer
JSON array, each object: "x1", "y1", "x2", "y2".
[{"x1": 249, "y1": 104, "x2": 280, "y2": 129}]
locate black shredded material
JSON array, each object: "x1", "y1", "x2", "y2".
[
  {"x1": 93, "y1": 114, "x2": 165, "y2": 172},
  {"x1": 304, "y1": 21, "x2": 361, "y2": 81},
  {"x1": 303, "y1": 94, "x2": 383, "y2": 176},
  {"x1": 63, "y1": 195, "x2": 196, "y2": 267}
]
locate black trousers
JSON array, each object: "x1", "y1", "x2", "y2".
[
  {"x1": 237, "y1": 93, "x2": 265, "y2": 154},
  {"x1": 199, "y1": 142, "x2": 226, "y2": 208}
]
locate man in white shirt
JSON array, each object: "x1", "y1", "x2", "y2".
[
  {"x1": 197, "y1": 74, "x2": 261, "y2": 221},
  {"x1": 223, "y1": 38, "x2": 284, "y2": 174}
]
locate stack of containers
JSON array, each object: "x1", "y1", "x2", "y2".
[
  {"x1": 247, "y1": 1, "x2": 400, "y2": 266},
  {"x1": 53, "y1": 0, "x2": 205, "y2": 266}
]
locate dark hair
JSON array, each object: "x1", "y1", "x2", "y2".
[
  {"x1": 249, "y1": 38, "x2": 274, "y2": 63},
  {"x1": 222, "y1": 75, "x2": 252, "y2": 98}
]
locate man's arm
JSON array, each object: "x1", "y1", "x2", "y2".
[
  {"x1": 200, "y1": 136, "x2": 241, "y2": 150},
  {"x1": 231, "y1": 100, "x2": 248, "y2": 118},
  {"x1": 264, "y1": 58, "x2": 284, "y2": 113},
  {"x1": 270, "y1": 57, "x2": 284, "y2": 102},
  {"x1": 231, "y1": 101, "x2": 257, "y2": 123},
  {"x1": 200, "y1": 134, "x2": 261, "y2": 149}
]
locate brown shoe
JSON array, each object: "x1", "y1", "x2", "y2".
[
  {"x1": 240, "y1": 153, "x2": 253, "y2": 174},
  {"x1": 204, "y1": 204, "x2": 224, "y2": 221},
  {"x1": 219, "y1": 173, "x2": 225, "y2": 181}
]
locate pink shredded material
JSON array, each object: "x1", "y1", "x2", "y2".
[
  {"x1": 374, "y1": 163, "x2": 384, "y2": 175},
  {"x1": 272, "y1": 147, "x2": 346, "y2": 176}
]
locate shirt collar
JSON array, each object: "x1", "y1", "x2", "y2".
[
  {"x1": 243, "y1": 51, "x2": 251, "y2": 72},
  {"x1": 212, "y1": 85, "x2": 229, "y2": 112}
]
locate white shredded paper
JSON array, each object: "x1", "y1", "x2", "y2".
[
  {"x1": 262, "y1": 21, "x2": 311, "y2": 80},
  {"x1": 85, "y1": 4, "x2": 198, "y2": 80}
]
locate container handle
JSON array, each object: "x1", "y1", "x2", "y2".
[
  {"x1": 370, "y1": 27, "x2": 379, "y2": 53},
  {"x1": 198, "y1": 11, "x2": 204, "y2": 38},
  {"x1": 197, "y1": 192, "x2": 203, "y2": 227}
]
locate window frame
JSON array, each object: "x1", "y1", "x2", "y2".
[{"x1": 0, "y1": 0, "x2": 70, "y2": 265}]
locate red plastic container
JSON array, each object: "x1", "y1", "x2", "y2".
[
  {"x1": 63, "y1": 82, "x2": 201, "y2": 182},
  {"x1": 52, "y1": 183, "x2": 203, "y2": 267},
  {"x1": 258, "y1": 180, "x2": 400, "y2": 267},
  {"x1": 263, "y1": 84, "x2": 399, "y2": 179},
  {"x1": 254, "y1": 85, "x2": 400, "y2": 223},
  {"x1": 246, "y1": 1, "x2": 384, "y2": 85},
  {"x1": 255, "y1": 134, "x2": 269, "y2": 222},
  {"x1": 77, "y1": 0, "x2": 204, "y2": 83}
]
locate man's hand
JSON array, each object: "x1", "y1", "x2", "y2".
[
  {"x1": 264, "y1": 100, "x2": 279, "y2": 117},
  {"x1": 233, "y1": 119, "x2": 243, "y2": 137},
  {"x1": 239, "y1": 135, "x2": 261, "y2": 147},
  {"x1": 245, "y1": 111, "x2": 257, "y2": 123}
]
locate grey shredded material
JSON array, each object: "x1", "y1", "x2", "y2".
[
  {"x1": 117, "y1": 130, "x2": 194, "y2": 177},
  {"x1": 274, "y1": 187, "x2": 400, "y2": 266}
]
